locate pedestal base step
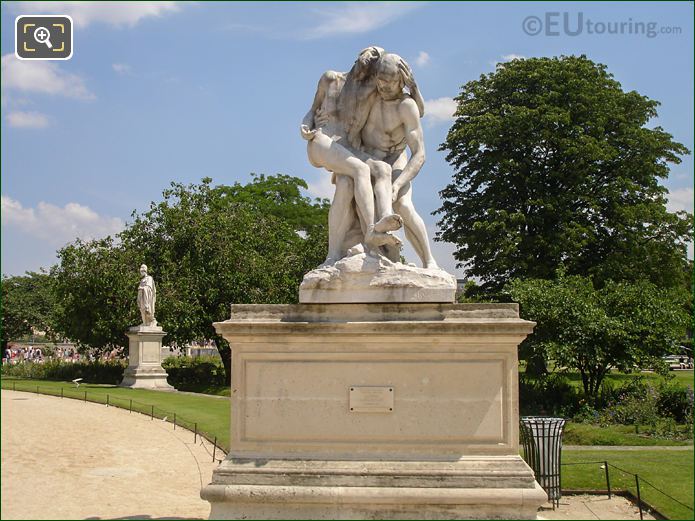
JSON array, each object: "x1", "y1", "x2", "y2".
[
  {"x1": 119, "y1": 368, "x2": 175, "y2": 391},
  {"x1": 202, "y1": 483, "x2": 547, "y2": 520},
  {"x1": 201, "y1": 457, "x2": 547, "y2": 519}
]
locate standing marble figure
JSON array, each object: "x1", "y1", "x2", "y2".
[
  {"x1": 137, "y1": 264, "x2": 157, "y2": 327},
  {"x1": 120, "y1": 264, "x2": 172, "y2": 390}
]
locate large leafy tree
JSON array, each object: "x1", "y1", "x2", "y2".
[
  {"x1": 51, "y1": 237, "x2": 137, "y2": 352},
  {"x1": 437, "y1": 55, "x2": 692, "y2": 294},
  {"x1": 507, "y1": 272, "x2": 689, "y2": 399},
  {"x1": 1, "y1": 272, "x2": 57, "y2": 352},
  {"x1": 52, "y1": 176, "x2": 328, "y2": 383}
]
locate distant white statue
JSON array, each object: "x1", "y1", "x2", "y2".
[{"x1": 137, "y1": 264, "x2": 157, "y2": 327}]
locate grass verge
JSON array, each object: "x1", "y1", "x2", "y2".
[
  {"x1": 562, "y1": 370, "x2": 694, "y2": 390},
  {"x1": 175, "y1": 382, "x2": 230, "y2": 397},
  {"x1": 563, "y1": 449, "x2": 694, "y2": 520},
  {"x1": 564, "y1": 422, "x2": 692, "y2": 446}
]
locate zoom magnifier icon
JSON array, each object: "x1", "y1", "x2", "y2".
[{"x1": 34, "y1": 26, "x2": 53, "y2": 48}]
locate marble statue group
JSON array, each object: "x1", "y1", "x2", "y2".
[{"x1": 301, "y1": 46, "x2": 438, "y2": 269}]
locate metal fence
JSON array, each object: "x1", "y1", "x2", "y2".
[
  {"x1": 3, "y1": 379, "x2": 227, "y2": 463},
  {"x1": 561, "y1": 460, "x2": 694, "y2": 520}
]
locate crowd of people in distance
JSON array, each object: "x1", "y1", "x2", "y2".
[
  {"x1": 1, "y1": 344, "x2": 123, "y2": 365},
  {"x1": 2, "y1": 342, "x2": 209, "y2": 365}
]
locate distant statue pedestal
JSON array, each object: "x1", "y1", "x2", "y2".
[
  {"x1": 119, "y1": 325, "x2": 175, "y2": 391},
  {"x1": 201, "y1": 303, "x2": 546, "y2": 519}
]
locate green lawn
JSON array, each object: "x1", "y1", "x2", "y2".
[
  {"x1": 564, "y1": 422, "x2": 692, "y2": 446},
  {"x1": 563, "y1": 449, "x2": 694, "y2": 520},
  {"x1": 562, "y1": 370, "x2": 695, "y2": 390},
  {"x1": 176, "y1": 382, "x2": 230, "y2": 397},
  {"x1": 1, "y1": 377, "x2": 231, "y2": 449},
  {"x1": 518, "y1": 363, "x2": 695, "y2": 390}
]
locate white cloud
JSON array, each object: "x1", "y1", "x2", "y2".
[
  {"x1": 6, "y1": 110, "x2": 49, "y2": 128},
  {"x1": 1, "y1": 196, "x2": 124, "y2": 247},
  {"x1": 415, "y1": 51, "x2": 430, "y2": 67},
  {"x1": 307, "y1": 175, "x2": 335, "y2": 200},
  {"x1": 501, "y1": 53, "x2": 526, "y2": 62},
  {"x1": 112, "y1": 63, "x2": 132, "y2": 75},
  {"x1": 424, "y1": 97, "x2": 457, "y2": 125},
  {"x1": 305, "y1": 2, "x2": 424, "y2": 39},
  {"x1": 490, "y1": 54, "x2": 527, "y2": 67},
  {"x1": 12, "y1": 2, "x2": 182, "y2": 28},
  {"x1": 665, "y1": 187, "x2": 694, "y2": 259},
  {"x1": 1, "y1": 54, "x2": 95, "y2": 100},
  {"x1": 666, "y1": 187, "x2": 694, "y2": 214}
]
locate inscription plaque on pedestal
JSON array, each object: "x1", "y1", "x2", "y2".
[{"x1": 349, "y1": 386, "x2": 394, "y2": 413}]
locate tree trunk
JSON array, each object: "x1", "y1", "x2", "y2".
[
  {"x1": 525, "y1": 351, "x2": 548, "y2": 377},
  {"x1": 580, "y1": 370, "x2": 590, "y2": 397},
  {"x1": 215, "y1": 335, "x2": 232, "y2": 386}
]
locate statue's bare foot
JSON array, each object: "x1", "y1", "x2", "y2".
[
  {"x1": 425, "y1": 258, "x2": 439, "y2": 269},
  {"x1": 374, "y1": 214, "x2": 403, "y2": 233},
  {"x1": 346, "y1": 243, "x2": 365, "y2": 257},
  {"x1": 365, "y1": 230, "x2": 402, "y2": 250},
  {"x1": 319, "y1": 256, "x2": 340, "y2": 268}
]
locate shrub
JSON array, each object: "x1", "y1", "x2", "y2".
[
  {"x1": 597, "y1": 377, "x2": 658, "y2": 426},
  {"x1": 519, "y1": 373, "x2": 580, "y2": 416},
  {"x1": 604, "y1": 389, "x2": 661, "y2": 426},
  {"x1": 657, "y1": 381, "x2": 694, "y2": 423},
  {"x1": 162, "y1": 356, "x2": 225, "y2": 390},
  {"x1": 1, "y1": 355, "x2": 228, "y2": 392},
  {"x1": 1, "y1": 359, "x2": 125, "y2": 384}
]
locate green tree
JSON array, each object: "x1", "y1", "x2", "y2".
[
  {"x1": 1, "y1": 272, "x2": 57, "y2": 353},
  {"x1": 219, "y1": 173, "x2": 329, "y2": 233},
  {"x1": 51, "y1": 237, "x2": 136, "y2": 352},
  {"x1": 507, "y1": 272, "x2": 689, "y2": 399},
  {"x1": 437, "y1": 55, "x2": 692, "y2": 294},
  {"x1": 52, "y1": 176, "x2": 328, "y2": 382}
]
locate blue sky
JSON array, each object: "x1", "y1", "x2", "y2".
[{"x1": 2, "y1": 1, "x2": 693, "y2": 277}]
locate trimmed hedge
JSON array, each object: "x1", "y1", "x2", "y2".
[
  {"x1": 1, "y1": 359, "x2": 125, "y2": 384},
  {"x1": 162, "y1": 356, "x2": 226, "y2": 389},
  {"x1": 1, "y1": 355, "x2": 227, "y2": 391}
]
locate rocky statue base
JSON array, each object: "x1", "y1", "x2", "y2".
[
  {"x1": 119, "y1": 325, "x2": 175, "y2": 391},
  {"x1": 299, "y1": 252, "x2": 457, "y2": 303},
  {"x1": 201, "y1": 303, "x2": 546, "y2": 519}
]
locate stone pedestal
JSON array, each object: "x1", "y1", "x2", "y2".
[
  {"x1": 119, "y1": 325, "x2": 175, "y2": 391},
  {"x1": 201, "y1": 303, "x2": 546, "y2": 519}
]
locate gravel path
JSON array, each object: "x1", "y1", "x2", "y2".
[
  {"x1": 1, "y1": 390, "x2": 217, "y2": 520},
  {"x1": 539, "y1": 494, "x2": 656, "y2": 520}
]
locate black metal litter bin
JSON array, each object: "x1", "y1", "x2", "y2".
[{"x1": 520, "y1": 416, "x2": 566, "y2": 508}]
